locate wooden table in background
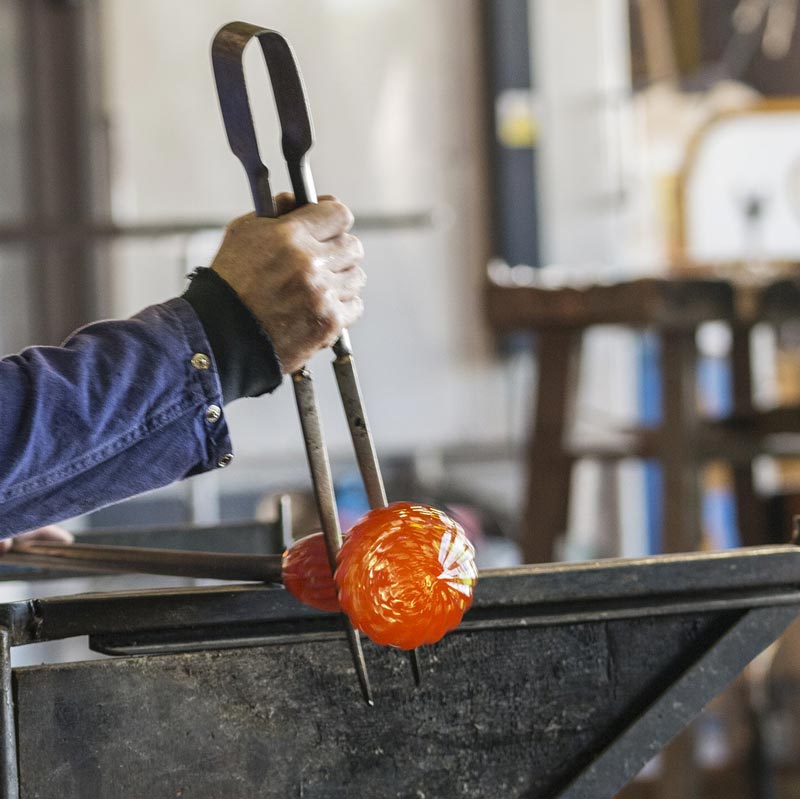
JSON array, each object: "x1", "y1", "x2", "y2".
[{"x1": 486, "y1": 274, "x2": 800, "y2": 563}]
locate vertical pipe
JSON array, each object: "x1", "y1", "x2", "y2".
[
  {"x1": 482, "y1": 0, "x2": 540, "y2": 270},
  {"x1": 660, "y1": 330, "x2": 702, "y2": 553},
  {"x1": 0, "y1": 629, "x2": 19, "y2": 799}
]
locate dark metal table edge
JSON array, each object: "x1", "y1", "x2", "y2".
[{"x1": 0, "y1": 545, "x2": 797, "y2": 649}]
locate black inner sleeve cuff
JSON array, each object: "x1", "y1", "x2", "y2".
[{"x1": 182, "y1": 267, "x2": 283, "y2": 404}]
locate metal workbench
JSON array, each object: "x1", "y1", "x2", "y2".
[{"x1": 1, "y1": 542, "x2": 799, "y2": 797}]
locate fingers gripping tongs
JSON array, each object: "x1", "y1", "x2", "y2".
[{"x1": 211, "y1": 22, "x2": 420, "y2": 705}]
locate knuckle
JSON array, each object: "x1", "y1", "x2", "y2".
[
  {"x1": 274, "y1": 192, "x2": 297, "y2": 215},
  {"x1": 278, "y1": 215, "x2": 307, "y2": 242},
  {"x1": 345, "y1": 233, "x2": 364, "y2": 260},
  {"x1": 289, "y1": 271, "x2": 317, "y2": 306},
  {"x1": 296, "y1": 250, "x2": 317, "y2": 277},
  {"x1": 331, "y1": 201, "x2": 354, "y2": 230},
  {"x1": 317, "y1": 309, "x2": 339, "y2": 338},
  {"x1": 307, "y1": 255, "x2": 331, "y2": 284},
  {"x1": 307, "y1": 284, "x2": 332, "y2": 317},
  {"x1": 309, "y1": 294, "x2": 327, "y2": 318},
  {"x1": 280, "y1": 240, "x2": 316, "y2": 277}
]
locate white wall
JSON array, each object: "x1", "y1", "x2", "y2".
[{"x1": 532, "y1": 0, "x2": 634, "y2": 269}]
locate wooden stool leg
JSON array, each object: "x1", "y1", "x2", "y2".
[
  {"x1": 657, "y1": 730, "x2": 700, "y2": 799},
  {"x1": 521, "y1": 330, "x2": 579, "y2": 564},
  {"x1": 730, "y1": 324, "x2": 764, "y2": 547},
  {"x1": 732, "y1": 467, "x2": 762, "y2": 547},
  {"x1": 658, "y1": 334, "x2": 702, "y2": 799},
  {"x1": 660, "y1": 330, "x2": 702, "y2": 553}
]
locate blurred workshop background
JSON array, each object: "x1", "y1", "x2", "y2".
[{"x1": 7, "y1": 0, "x2": 800, "y2": 796}]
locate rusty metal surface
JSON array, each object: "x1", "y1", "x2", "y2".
[{"x1": 11, "y1": 611, "x2": 740, "y2": 798}]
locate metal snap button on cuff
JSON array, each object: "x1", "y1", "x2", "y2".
[
  {"x1": 205, "y1": 405, "x2": 222, "y2": 423},
  {"x1": 217, "y1": 453, "x2": 234, "y2": 468},
  {"x1": 191, "y1": 353, "x2": 211, "y2": 370}
]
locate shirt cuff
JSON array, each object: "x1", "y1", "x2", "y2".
[
  {"x1": 157, "y1": 298, "x2": 236, "y2": 475},
  {"x1": 182, "y1": 267, "x2": 283, "y2": 404}
]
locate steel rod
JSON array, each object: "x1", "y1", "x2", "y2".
[
  {"x1": 332, "y1": 333, "x2": 387, "y2": 509},
  {"x1": 332, "y1": 332, "x2": 422, "y2": 685},
  {"x1": 293, "y1": 370, "x2": 373, "y2": 705},
  {"x1": 292, "y1": 347, "x2": 375, "y2": 702},
  {"x1": 2, "y1": 542, "x2": 283, "y2": 583}
]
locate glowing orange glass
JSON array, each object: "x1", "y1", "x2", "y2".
[
  {"x1": 282, "y1": 502, "x2": 478, "y2": 648},
  {"x1": 282, "y1": 531, "x2": 340, "y2": 612},
  {"x1": 336, "y1": 502, "x2": 478, "y2": 649}
]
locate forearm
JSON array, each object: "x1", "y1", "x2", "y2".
[
  {"x1": 0, "y1": 299, "x2": 234, "y2": 536},
  {"x1": 0, "y1": 195, "x2": 365, "y2": 538}
]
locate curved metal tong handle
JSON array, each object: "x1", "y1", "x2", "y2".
[{"x1": 213, "y1": 22, "x2": 315, "y2": 214}]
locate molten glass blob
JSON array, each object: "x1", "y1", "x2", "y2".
[
  {"x1": 335, "y1": 502, "x2": 478, "y2": 649},
  {"x1": 282, "y1": 532, "x2": 340, "y2": 613}
]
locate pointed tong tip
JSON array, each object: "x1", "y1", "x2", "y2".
[{"x1": 410, "y1": 649, "x2": 422, "y2": 687}]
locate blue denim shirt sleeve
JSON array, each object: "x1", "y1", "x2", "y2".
[{"x1": 0, "y1": 298, "x2": 233, "y2": 537}]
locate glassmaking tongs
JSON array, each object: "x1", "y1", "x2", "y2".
[{"x1": 211, "y1": 21, "x2": 421, "y2": 705}]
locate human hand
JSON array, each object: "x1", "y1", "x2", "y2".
[
  {"x1": 211, "y1": 194, "x2": 366, "y2": 374},
  {"x1": 0, "y1": 525, "x2": 75, "y2": 554}
]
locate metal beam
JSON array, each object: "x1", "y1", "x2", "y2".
[
  {"x1": 4, "y1": 546, "x2": 800, "y2": 798},
  {"x1": 558, "y1": 604, "x2": 799, "y2": 798}
]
